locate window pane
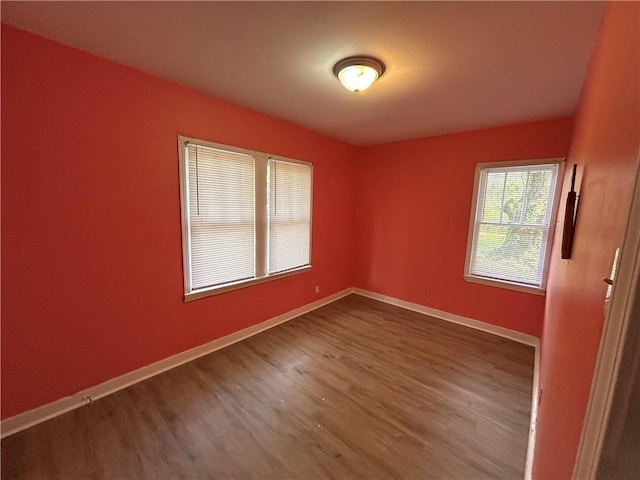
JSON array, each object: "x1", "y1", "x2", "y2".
[
  {"x1": 503, "y1": 171, "x2": 527, "y2": 223},
  {"x1": 191, "y1": 224, "x2": 255, "y2": 287},
  {"x1": 523, "y1": 170, "x2": 554, "y2": 225},
  {"x1": 481, "y1": 172, "x2": 505, "y2": 222},
  {"x1": 269, "y1": 221, "x2": 310, "y2": 273},
  {"x1": 471, "y1": 224, "x2": 547, "y2": 285}
]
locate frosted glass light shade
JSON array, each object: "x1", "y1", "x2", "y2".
[{"x1": 333, "y1": 56, "x2": 385, "y2": 93}]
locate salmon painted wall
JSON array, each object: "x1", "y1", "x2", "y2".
[
  {"x1": 1, "y1": 26, "x2": 358, "y2": 419},
  {"x1": 355, "y1": 119, "x2": 574, "y2": 337},
  {"x1": 533, "y1": 3, "x2": 640, "y2": 479}
]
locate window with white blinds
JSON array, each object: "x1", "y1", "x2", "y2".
[
  {"x1": 178, "y1": 136, "x2": 312, "y2": 300},
  {"x1": 465, "y1": 159, "x2": 563, "y2": 293},
  {"x1": 186, "y1": 144, "x2": 255, "y2": 290},
  {"x1": 268, "y1": 159, "x2": 311, "y2": 274}
]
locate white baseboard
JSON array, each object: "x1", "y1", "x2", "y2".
[
  {"x1": 524, "y1": 345, "x2": 541, "y2": 480},
  {"x1": 352, "y1": 288, "x2": 540, "y2": 347},
  {"x1": 0, "y1": 288, "x2": 352, "y2": 439}
]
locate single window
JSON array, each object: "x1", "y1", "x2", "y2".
[
  {"x1": 268, "y1": 159, "x2": 312, "y2": 275},
  {"x1": 178, "y1": 136, "x2": 312, "y2": 300},
  {"x1": 464, "y1": 158, "x2": 563, "y2": 294},
  {"x1": 186, "y1": 143, "x2": 256, "y2": 290}
]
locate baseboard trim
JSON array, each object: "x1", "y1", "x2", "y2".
[
  {"x1": 351, "y1": 288, "x2": 539, "y2": 347},
  {"x1": 0, "y1": 288, "x2": 352, "y2": 439},
  {"x1": 524, "y1": 344, "x2": 541, "y2": 480}
]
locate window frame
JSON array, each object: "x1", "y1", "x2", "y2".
[
  {"x1": 178, "y1": 135, "x2": 313, "y2": 302},
  {"x1": 464, "y1": 157, "x2": 565, "y2": 295}
]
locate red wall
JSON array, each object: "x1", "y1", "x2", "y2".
[
  {"x1": 1, "y1": 26, "x2": 358, "y2": 419},
  {"x1": 355, "y1": 118, "x2": 574, "y2": 337},
  {"x1": 533, "y1": 3, "x2": 640, "y2": 478},
  {"x1": 5, "y1": 5, "x2": 635, "y2": 443}
]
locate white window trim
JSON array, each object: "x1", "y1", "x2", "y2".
[
  {"x1": 463, "y1": 157, "x2": 565, "y2": 295},
  {"x1": 177, "y1": 135, "x2": 313, "y2": 302}
]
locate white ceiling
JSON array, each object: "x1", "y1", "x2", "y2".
[{"x1": 1, "y1": 1, "x2": 606, "y2": 146}]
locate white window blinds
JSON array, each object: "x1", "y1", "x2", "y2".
[
  {"x1": 186, "y1": 143, "x2": 255, "y2": 290},
  {"x1": 268, "y1": 159, "x2": 312, "y2": 274},
  {"x1": 179, "y1": 136, "x2": 313, "y2": 299},
  {"x1": 468, "y1": 162, "x2": 560, "y2": 288}
]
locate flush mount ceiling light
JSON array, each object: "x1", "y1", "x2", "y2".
[{"x1": 333, "y1": 56, "x2": 385, "y2": 93}]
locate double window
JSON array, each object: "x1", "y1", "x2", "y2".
[
  {"x1": 465, "y1": 158, "x2": 563, "y2": 294},
  {"x1": 178, "y1": 136, "x2": 312, "y2": 300}
]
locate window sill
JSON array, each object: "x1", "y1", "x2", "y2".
[
  {"x1": 184, "y1": 265, "x2": 312, "y2": 302},
  {"x1": 464, "y1": 274, "x2": 546, "y2": 296}
]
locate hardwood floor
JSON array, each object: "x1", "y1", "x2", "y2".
[{"x1": 2, "y1": 295, "x2": 534, "y2": 479}]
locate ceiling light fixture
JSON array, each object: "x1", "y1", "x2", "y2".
[{"x1": 333, "y1": 56, "x2": 385, "y2": 93}]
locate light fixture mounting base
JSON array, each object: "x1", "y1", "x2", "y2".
[{"x1": 332, "y1": 56, "x2": 386, "y2": 77}]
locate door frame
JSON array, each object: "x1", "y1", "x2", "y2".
[{"x1": 573, "y1": 163, "x2": 640, "y2": 479}]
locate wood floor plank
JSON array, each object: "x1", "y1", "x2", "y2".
[{"x1": 2, "y1": 294, "x2": 534, "y2": 479}]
